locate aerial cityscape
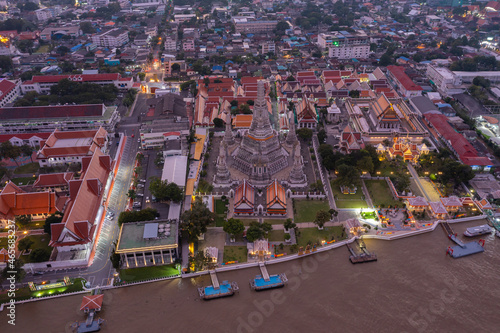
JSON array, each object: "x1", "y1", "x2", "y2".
[{"x1": 0, "y1": 0, "x2": 500, "y2": 331}]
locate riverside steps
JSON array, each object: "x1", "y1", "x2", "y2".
[
  {"x1": 198, "y1": 271, "x2": 238, "y2": 300},
  {"x1": 441, "y1": 221, "x2": 485, "y2": 258},
  {"x1": 250, "y1": 262, "x2": 287, "y2": 291},
  {"x1": 346, "y1": 238, "x2": 377, "y2": 264}
]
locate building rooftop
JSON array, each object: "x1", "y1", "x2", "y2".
[{"x1": 116, "y1": 220, "x2": 178, "y2": 253}]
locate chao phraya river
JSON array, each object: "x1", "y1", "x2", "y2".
[{"x1": 4, "y1": 221, "x2": 500, "y2": 333}]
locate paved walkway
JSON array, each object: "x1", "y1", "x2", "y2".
[
  {"x1": 361, "y1": 179, "x2": 374, "y2": 209},
  {"x1": 312, "y1": 135, "x2": 336, "y2": 210},
  {"x1": 407, "y1": 164, "x2": 430, "y2": 201}
]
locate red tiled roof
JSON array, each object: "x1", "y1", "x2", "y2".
[
  {"x1": 33, "y1": 172, "x2": 74, "y2": 188},
  {"x1": 0, "y1": 104, "x2": 105, "y2": 120},
  {"x1": 0, "y1": 182, "x2": 58, "y2": 218},
  {"x1": 424, "y1": 113, "x2": 491, "y2": 166},
  {"x1": 30, "y1": 74, "x2": 120, "y2": 84},
  {"x1": 80, "y1": 294, "x2": 104, "y2": 311},
  {"x1": 387, "y1": 65, "x2": 423, "y2": 92},
  {"x1": 0, "y1": 79, "x2": 17, "y2": 102},
  {"x1": 0, "y1": 132, "x2": 52, "y2": 142}
]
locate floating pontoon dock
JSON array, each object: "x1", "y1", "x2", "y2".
[
  {"x1": 250, "y1": 263, "x2": 288, "y2": 291},
  {"x1": 198, "y1": 271, "x2": 238, "y2": 300},
  {"x1": 346, "y1": 239, "x2": 377, "y2": 264},
  {"x1": 441, "y1": 221, "x2": 485, "y2": 258}
]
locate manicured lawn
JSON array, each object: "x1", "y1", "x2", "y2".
[
  {"x1": 214, "y1": 215, "x2": 226, "y2": 227},
  {"x1": 267, "y1": 230, "x2": 285, "y2": 242},
  {"x1": 294, "y1": 199, "x2": 330, "y2": 223},
  {"x1": 14, "y1": 162, "x2": 39, "y2": 174},
  {"x1": 330, "y1": 181, "x2": 368, "y2": 209},
  {"x1": 213, "y1": 199, "x2": 228, "y2": 227},
  {"x1": 296, "y1": 226, "x2": 345, "y2": 248},
  {"x1": 19, "y1": 234, "x2": 52, "y2": 263},
  {"x1": 11, "y1": 176, "x2": 36, "y2": 186},
  {"x1": 360, "y1": 211, "x2": 377, "y2": 220},
  {"x1": 119, "y1": 264, "x2": 179, "y2": 282},
  {"x1": 364, "y1": 180, "x2": 400, "y2": 208},
  {"x1": 263, "y1": 219, "x2": 287, "y2": 225},
  {"x1": 331, "y1": 183, "x2": 364, "y2": 200},
  {"x1": 240, "y1": 219, "x2": 258, "y2": 226},
  {"x1": 214, "y1": 199, "x2": 228, "y2": 214},
  {"x1": 35, "y1": 44, "x2": 50, "y2": 53},
  {"x1": 223, "y1": 246, "x2": 247, "y2": 263},
  {"x1": 0, "y1": 278, "x2": 86, "y2": 305}
]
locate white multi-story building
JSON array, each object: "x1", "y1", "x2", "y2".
[
  {"x1": 91, "y1": 29, "x2": 129, "y2": 48},
  {"x1": 0, "y1": 79, "x2": 20, "y2": 108},
  {"x1": 183, "y1": 39, "x2": 195, "y2": 52},
  {"x1": 35, "y1": 8, "x2": 53, "y2": 21},
  {"x1": 21, "y1": 73, "x2": 133, "y2": 94},
  {"x1": 425, "y1": 15, "x2": 441, "y2": 28},
  {"x1": 174, "y1": 14, "x2": 196, "y2": 24},
  {"x1": 164, "y1": 37, "x2": 177, "y2": 52},
  {"x1": 261, "y1": 41, "x2": 275, "y2": 54},
  {"x1": 131, "y1": 0, "x2": 166, "y2": 6},
  {"x1": 426, "y1": 65, "x2": 464, "y2": 96},
  {"x1": 318, "y1": 32, "x2": 370, "y2": 59}
]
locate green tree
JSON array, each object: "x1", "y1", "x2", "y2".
[
  {"x1": 15, "y1": 215, "x2": 32, "y2": 229},
  {"x1": 29, "y1": 248, "x2": 51, "y2": 263},
  {"x1": 138, "y1": 72, "x2": 146, "y2": 81},
  {"x1": 189, "y1": 250, "x2": 211, "y2": 271},
  {"x1": 171, "y1": 63, "x2": 181, "y2": 71},
  {"x1": 246, "y1": 221, "x2": 264, "y2": 242},
  {"x1": 213, "y1": 117, "x2": 224, "y2": 128},
  {"x1": 315, "y1": 210, "x2": 330, "y2": 228},
  {"x1": 44, "y1": 212, "x2": 63, "y2": 235},
  {"x1": 0, "y1": 56, "x2": 13, "y2": 72},
  {"x1": 379, "y1": 53, "x2": 392, "y2": 66},
  {"x1": 356, "y1": 155, "x2": 374, "y2": 174},
  {"x1": 336, "y1": 164, "x2": 361, "y2": 187},
  {"x1": 284, "y1": 218, "x2": 296, "y2": 231},
  {"x1": 80, "y1": 22, "x2": 95, "y2": 34},
  {"x1": 148, "y1": 177, "x2": 183, "y2": 202},
  {"x1": 127, "y1": 189, "x2": 136, "y2": 199},
  {"x1": 297, "y1": 128, "x2": 313, "y2": 141},
  {"x1": 1, "y1": 259, "x2": 25, "y2": 283},
  {"x1": 17, "y1": 237, "x2": 34, "y2": 252},
  {"x1": 0, "y1": 141, "x2": 22, "y2": 166},
  {"x1": 317, "y1": 129, "x2": 327, "y2": 143},
  {"x1": 118, "y1": 208, "x2": 158, "y2": 226},
  {"x1": 223, "y1": 218, "x2": 245, "y2": 238},
  {"x1": 20, "y1": 144, "x2": 34, "y2": 163},
  {"x1": 180, "y1": 197, "x2": 215, "y2": 242},
  {"x1": 472, "y1": 76, "x2": 491, "y2": 89}
]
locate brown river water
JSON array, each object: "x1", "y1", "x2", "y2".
[{"x1": 2, "y1": 221, "x2": 500, "y2": 333}]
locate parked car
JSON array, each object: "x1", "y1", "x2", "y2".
[{"x1": 136, "y1": 193, "x2": 144, "y2": 197}]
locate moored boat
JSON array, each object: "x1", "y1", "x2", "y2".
[{"x1": 464, "y1": 224, "x2": 492, "y2": 237}]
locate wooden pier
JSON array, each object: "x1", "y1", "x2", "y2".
[
  {"x1": 210, "y1": 270, "x2": 220, "y2": 289},
  {"x1": 346, "y1": 239, "x2": 377, "y2": 264}
]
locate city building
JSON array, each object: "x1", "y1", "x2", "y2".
[
  {"x1": 36, "y1": 127, "x2": 108, "y2": 167},
  {"x1": 21, "y1": 73, "x2": 133, "y2": 94},
  {"x1": 131, "y1": 0, "x2": 166, "y2": 6},
  {"x1": 233, "y1": 18, "x2": 277, "y2": 33},
  {"x1": 0, "y1": 79, "x2": 20, "y2": 108},
  {"x1": 265, "y1": 180, "x2": 287, "y2": 215},
  {"x1": 174, "y1": 14, "x2": 196, "y2": 24},
  {"x1": 386, "y1": 66, "x2": 423, "y2": 98},
  {"x1": 0, "y1": 104, "x2": 119, "y2": 134},
  {"x1": 234, "y1": 180, "x2": 255, "y2": 215},
  {"x1": 91, "y1": 29, "x2": 129, "y2": 48},
  {"x1": 40, "y1": 26, "x2": 81, "y2": 40},
  {"x1": 0, "y1": 132, "x2": 51, "y2": 147},
  {"x1": 115, "y1": 220, "x2": 179, "y2": 268},
  {"x1": 164, "y1": 37, "x2": 176, "y2": 52},
  {"x1": 317, "y1": 32, "x2": 370, "y2": 59},
  {"x1": 426, "y1": 66, "x2": 464, "y2": 96},
  {"x1": 423, "y1": 112, "x2": 492, "y2": 170},
  {"x1": 0, "y1": 182, "x2": 63, "y2": 223},
  {"x1": 49, "y1": 148, "x2": 112, "y2": 250},
  {"x1": 161, "y1": 155, "x2": 188, "y2": 189},
  {"x1": 261, "y1": 41, "x2": 275, "y2": 54}
]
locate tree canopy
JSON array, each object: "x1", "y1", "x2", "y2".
[
  {"x1": 245, "y1": 221, "x2": 272, "y2": 242},
  {"x1": 44, "y1": 212, "x2": 63, "y2": 234},
  {"x1": 180, "y1": 197, "x2": 215, "y2": 242},
  {"x1": 223, "y1": 218, "x2": 245, "y2": 238},
  {"x1": 148, "y1": 177, "x2": 183, "y2": 202},
  {"x1": 118, "y1": 208, "x2": 158, "y2": 226}
]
